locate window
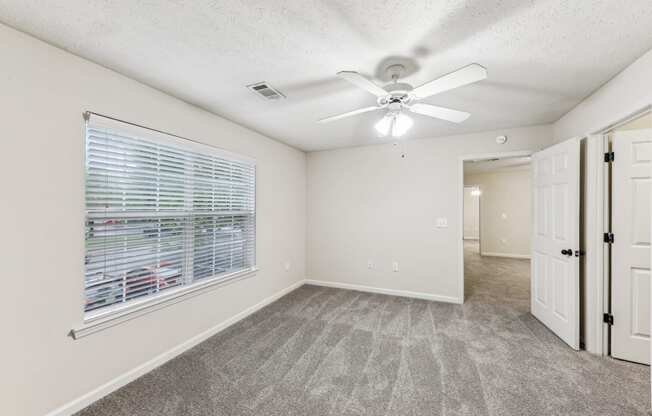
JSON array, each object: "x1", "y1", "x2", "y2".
[{"x1": 84, "y1": 114, "x2": 256, "y2": 317}]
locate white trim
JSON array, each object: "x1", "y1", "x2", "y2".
[
  {"x1": 458, "y1": 150, "x2": 536, "y2": 303},
  {"x1": 481, "y1": 252, "x2": 531, "y2": 259},
  {"x1": 584, "y1": 135, "x2": 607, "y2": 355},
  {"x1": 47, "y1": 279, "x2": 305, "y2": 416},
  {"x1": 601, "y1": 134, "x2": 611, "y2": 356},
  {"x1": 304, "y1": 279, "x2": 462, "y2": 304},
  {"x1": 73, "y1": 267, "x2": 259, "y2": 339}
]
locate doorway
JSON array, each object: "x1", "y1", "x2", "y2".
[
  {"x1": 460, "y1": 143, "x2": 583, "y2": 351},
  {"x1": 462, "y1": 154, "x2": 532, "y2": 306},
  {"x1": 606, "y1": 111, "x2": 652, "y2": 364}
]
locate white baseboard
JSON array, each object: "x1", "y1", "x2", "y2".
[
  {"x1": 45, "y1": 279, "x2": 305, "y2": 416},
  {"x1": 304, "y1": 279, "x2": 462, "y2": 304},
  {"x1": 481, "y1": 252, "x2": 531, "y2": 259}
]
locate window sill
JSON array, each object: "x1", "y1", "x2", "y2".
[{"x1": 71, "y1": 267, "x2": 258, "y2": 339}]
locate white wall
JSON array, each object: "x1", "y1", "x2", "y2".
[
  {"x1": 465, "y1": 168, "x2": 532, "y2": 258},
  {"x1": 554, "y1": 48, "x2": 652, "y2": 141},
  {"x1": 0, "y1": 24, "x2": 306, "y2": 416},
  {"x1": 307, "y1": 125, "x2": 552, "y2": 302}
]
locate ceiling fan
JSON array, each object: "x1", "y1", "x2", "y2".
[{"x1": 318, "y1": 63, "x2": 487, "y2": 137}]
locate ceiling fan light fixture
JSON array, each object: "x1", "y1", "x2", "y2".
[
  {"x1": 374, "y1": 114, "x2": 393, "y2": 136},
  {"x1": 391, "y1": 112, "x2": 413, "y2": 137}
]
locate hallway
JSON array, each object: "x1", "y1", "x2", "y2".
[{"x1": 464, "y1": 240, "x2": 529, "y2": 310}]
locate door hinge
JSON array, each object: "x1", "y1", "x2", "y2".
[
  {"x1": 603, "y1": 233, "x2": 614, "y2": 244},
  {"x1": 603, "y1": 313, "x2": 614, "y2": 325},
  {"x1": 604, "y1": 152, "x2": 614, "y2": 162}
]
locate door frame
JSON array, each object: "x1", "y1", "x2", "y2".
[
  {"x1": 582, "y1": 134, "x2": 608, "y2": 355},
  {"x1": 458, "y1": 150, "x2": 534, "y2": 302},
  {"x1": 585, "y1": 105, "x2": 651, "y2": 356},
  {"x1": 608, "y1": 128, "x2": 652, "y2": 363}
]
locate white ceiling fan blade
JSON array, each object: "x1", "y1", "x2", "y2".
[
  {"x1": 411, "y1": 63, "x2": 487, "y2": 99},
  {"x1": 337, "y1": 71, "x2": 388, "y2": 97},
  {"x1": 318, "y1": 106, "x2": 382, "y2": 123},
  {"x1": 408, "y1": 103, "x2": 470, "y2": 123}
]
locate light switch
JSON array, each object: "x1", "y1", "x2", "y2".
[
  {"x1": 435, "y1": 217, "x2": 448, "y2": 228},
  {"x1": 392, "y1": 261, "x2": 399, "y2": 272}
]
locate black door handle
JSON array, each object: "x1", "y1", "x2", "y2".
[{"x1": 561, "y1": 249, "x2": 572, "y2": 256}]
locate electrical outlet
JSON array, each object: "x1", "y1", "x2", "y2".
[
  {"x1": 367, "y1": 260, "x2": 375, "y2": 270},
  {"x1": 284, "y1": 261, "x2": 291, "y2": 271},
  {"x1": 392, "y1": 261, "x2": 399, "y2": 272}
]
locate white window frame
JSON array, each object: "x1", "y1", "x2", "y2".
[{"x1": 72, "y1": 113, "x2": 257, "y2": 339}]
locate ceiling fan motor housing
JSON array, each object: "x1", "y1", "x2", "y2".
[{"x1": 378, "y1": 83, "x2": 413, "y2": 107}]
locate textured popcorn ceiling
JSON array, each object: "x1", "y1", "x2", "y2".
[{"x1": 1, "y1": 0, "x2": 652, "y2": 151}]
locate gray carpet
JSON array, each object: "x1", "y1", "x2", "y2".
[{"x1": 77, "y1": 241, "x2": 650, "y2": 415}]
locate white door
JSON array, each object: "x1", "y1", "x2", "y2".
[
  {"x1": 464, "y1": 186, "x2": 480, "y2": 239},
  {"x1": 531, "y1": 138, "x2": 580, "y2": 350},
  {"x1": 611, "y1": 129, "x2": 652, "y2": 364}
]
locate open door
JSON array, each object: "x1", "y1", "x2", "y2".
[
  {"x1": 531, "y1": 138, "x2": 580, "y2": 350},
  {"x1": 611, "y1": 129, "x2": 652, "y2": 364}
]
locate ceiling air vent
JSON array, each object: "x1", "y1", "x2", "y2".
[{"x1": 247, "y1": 82, "x2": 285, "y2": 100}]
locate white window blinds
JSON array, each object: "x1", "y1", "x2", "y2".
[{"x1": 84, "y1": 114, "x2": 256, "y2": 315}]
